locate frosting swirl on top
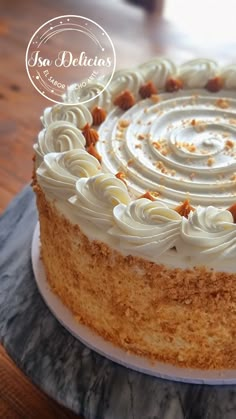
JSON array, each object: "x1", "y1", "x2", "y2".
[
  {"x1": 97, "y1": 90, "x2": 236, "y2": 208},
  {"x1": 37, "y1": 150, "x2": 101, "y2": 199},
  {"x1": 65, "y1": 81, "x2": 111, "y2": 110},
  {"x1": 108, "y1": 68, "x2": 144, "y2": 99},
  {"x1": 179, "y1": 206, "x2": 236, "y2": 261},
  {"x1": 109, "y1": 199, "x2": 181, "y2": 258},
  {"x1": 138, "y1": 58, "x2": 175, "y2": 88},
  {"x1": 35, "y1": 121, "x2": 85, "y2": 162},
  {"x1": 41, "y1": 104, "x2": 92, "y2": 129},
  {"x1": 70, "y1": 173, "x2": 131, "y2": 228},
  {"x1": 178, "y1": 59, "x2": 218, "y2": 88},
  {"x1": 221, "y1": 65, "x2": 236, "y2": 88}
]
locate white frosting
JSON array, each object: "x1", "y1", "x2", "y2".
[
  {"x1": 178, "y1": 59, "x2": 217, "y2": 88},
  {"x1": 65, "y1": 81, "x2": 111, "y2": 110},
  {"x1": 97, "y1": 90, "x2": 236, "y2": 208},
  {"x1": 34, "y1": 121, "x2": 85, "y2": 167},
  {"x1": 37, "y1": 150, "x2": 101, "y2": 199},
  {"x1": 179, "y1": 206, "x2": 236, "y2": 261},
  {"x1": 108, "y1": 68, "x2": 144, "y2": 99},
  {"x1": 221, "y1": 65, "x2": 236, "y2": 88},
  {"x1": 69, "y1": 173, "x2": 131, "y2": 228},
  {"x1": 109, "y1": 199, "x2": 181, "y2": 257},
  {"x1": 35, "y1": 58, "x2": 236, "y2": 272},
  {"x1": 41, "y1": 104, "x2": 92, "y2": 129},
  {"x1": 138, "y1": 58, "x2": 175, "y2": 87}
]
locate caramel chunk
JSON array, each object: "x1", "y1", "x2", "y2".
[
  {"x1": 175, "y1": 199, "x2": 194, "y2": 218},
  {"x1": 139, "y1": 81, "x2": 157, "y2": 99},
  {"x1": 165, "y1": 78, "x2": 183, "y2": 93},
  {"x1": 127, "y1": 158, "x2": 134, "y2": 166},
  {"x1": 82, "y1": 123, "x2": 99, "y2": 147},
  {"x1": 87, "y1": 143, "x2": 102, "y2": 162},
  {"x1": 138, "y1": 191, "x2": 159, "y2": 201},
  {"x1": 225, "y1": 139, "x2": 234, "y2": 149},
  {"x1": 118, "y1": 119, "x2": 130, "y2": 129},
  {"x1": 137, "y1": 133, "x2": 145, "y2": 140},
  {"x1": 207, "y1": 157, "x2": 215, "y2": 167},
  {"x1": 92, "y1": 106, "x2": 107, "y2": 125},
  {"x1": 227, "y1": 203, "x2": 236, "y2": 223},
  {"x1": 113, "y1": 90, "x2": 135, "y2": 110},
  {"x1": 215, "y1": 98, "x2": 229, "y2": 109},
  {"x1": 151, "y1": 94, "x2": 160, "y2": 103},
  {"x1": 115, "y1": 171, "x2": 127, "y2": 185},
  {"x1": 205, "y1": 76, "x2": 223, "y2": 92}
]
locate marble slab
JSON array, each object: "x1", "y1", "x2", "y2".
[{"x1": 1, "y1": 185, "x2": 236, "y2": 419}]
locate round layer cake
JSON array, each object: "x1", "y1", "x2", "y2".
[{"x1": 33, "y1": 58, "x2": 236, "y2": 369}]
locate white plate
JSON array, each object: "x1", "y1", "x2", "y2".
[{"x1": 31, "y1": 223, "x2": 236, "y2": 385}]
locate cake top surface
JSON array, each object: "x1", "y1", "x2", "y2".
[{"x1": 34, "y1": 58, "x2": 236, "y2": 272}]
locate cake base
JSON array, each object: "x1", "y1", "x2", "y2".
[
  {"x1": 33, "y1": 185, "x2": 236, "y2": 370},
  {"x1": 32, "y1": 222, "x2": 236, "y2": 384}
]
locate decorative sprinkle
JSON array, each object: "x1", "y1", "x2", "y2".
[
  {"x1": 215, "y1": 98, "x2": 230, "y2": 109},
  {"x1": 113, "y1": 90, "x2": 135, "y2": 110},
  {"x1": 82, "y1": 123, "x2": 99, "y2": 147},
  {"x1": 127, "y1": 159, "x2": 134, "y2": 166},
  {"x1": 165, "y1": 78, "x2": 183, "y2": 93},
  {"x1": 160, "y1": 148, "x2": 169, "y2": 156},
  {"x1": 118, "y1": 119, "x2": 130, "y2": 129},
  {"x1": 192, "y1": 121, "x2": 206, "y2": 133},
  {"x1": 138, "y1": 191, "x2": 159, "y2": 201},
  {"x1": 92, "y1": 106, "x2": 107, "y2": 125},
  {"x1": 151, "y1": 94, "x2": 160, "y2": 103},
  {"x1": 115, "y1": 171, "x2": 127, "y2": 185},
  {"x1": 207, "y1": 157, "x2": 215, "y2": 167},
  {"x1": 116, "y1": 131, "x2": 123, "y2": 139},
  {"x1": 175, "y1": 200, "x2": 195, "y2": 218},
  {"x1": 179, "y1": 142, "x2": 196, "y2": 152},
  {"x1": 227, "y1": 203, "x2": 236, "y2": 223},
  {"x1": 225, "y1": 139, "x2": 234, "y2": 149},
  {"x1": 156, "y1": 160, "x2": 167, "y2": 174},
  {"x1": 87, "y1": 143, "x2": 102, "y2": 162},
  {"x1": 139, "y1": 81, "x2": 157, "y2": 99},
  {"x1": 189, "y1": 144, "x2": 196, "y2": 152},
  {"x1": 205, "y1": 76, "x2": 223, "y2": 92},
  {"x1": 153, "y1": 141, "x2": 161, "y2": 150}
]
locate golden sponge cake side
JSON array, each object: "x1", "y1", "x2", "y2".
[{"x1": 34, "y1": 183, "x2": 236, "y2": 370}]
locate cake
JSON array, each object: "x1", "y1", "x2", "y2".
[{"x1": 33, "y1": 58, "x2": 236, "y2": 369}]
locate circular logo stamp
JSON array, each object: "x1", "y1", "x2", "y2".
[{"x1": 25, "y1": 15, "x2": 116, "y2": 105}]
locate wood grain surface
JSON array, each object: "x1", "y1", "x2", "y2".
[
  {"x1": 0, "y1": 346, "x2": 80, "y2": 419},
  {"x1": 1, "y1": 0, "x2": 235, "y2": 417}
]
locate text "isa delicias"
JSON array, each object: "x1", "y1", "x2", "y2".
[{"x1": 28, "y1": 51, "x2": 112, "y2": 67}]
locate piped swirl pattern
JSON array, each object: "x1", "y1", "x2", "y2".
[
  {"x1": 35, "y1": 58, "x2": 236, "y2": 270},
  {"x1": 97, "y1": 91, "x2": 236, "y2": 207}
]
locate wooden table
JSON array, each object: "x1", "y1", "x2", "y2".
[{"x1": 1, "y1": 0, "x2": 235, "y2": 417}]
